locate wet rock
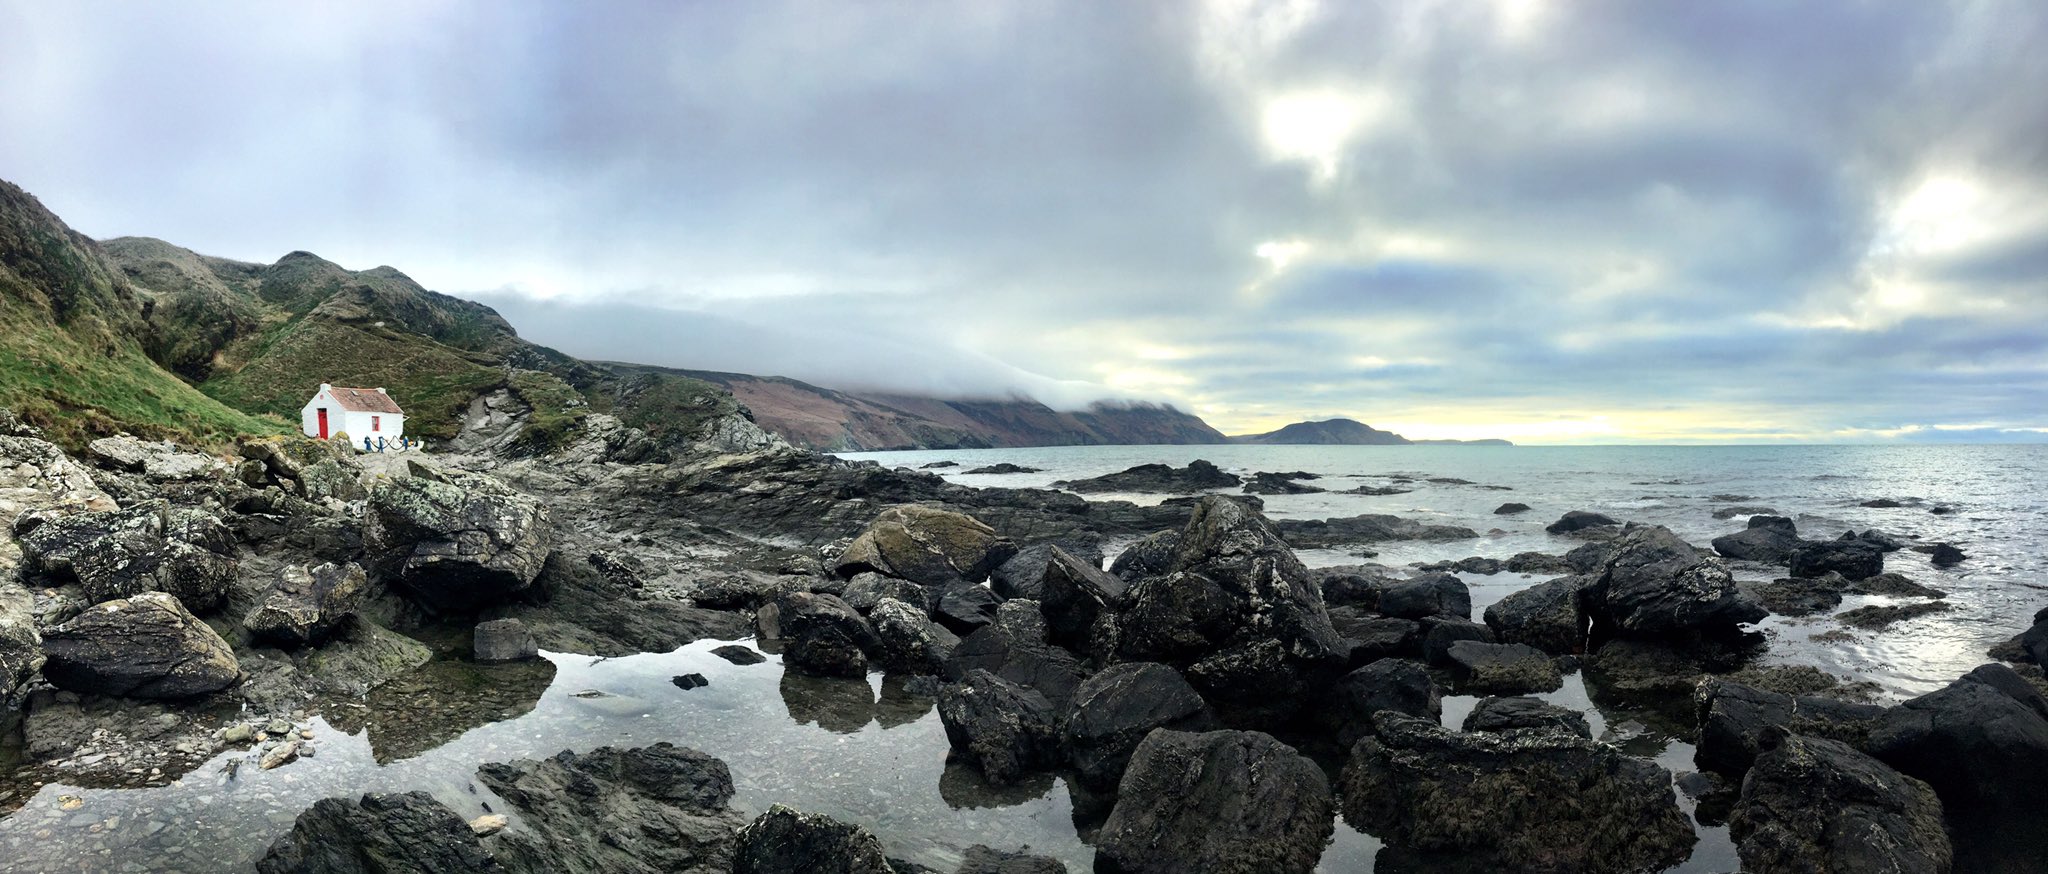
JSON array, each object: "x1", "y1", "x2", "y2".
[
  {"x1": 1589, "y1": 525, "x2": 1765, "y2": 636},
  {"x1": 1054, "y1": 459, "x2": 1240, "y2": 494},
  {"x1": 1850, "y1": 571, "x2": 1946, "y2": 598},
  {"x1": 1928, "y1": 543, "x2": 1965, "y2": 566},
  {"x1": 1036, "y1": 546, "x2": 1127, "y2": 653},
  {"x1": 1493, "y1": 502, "x2": 1530, "y2": 515},
  {"x1": 1329, "y1": 611, "x2": 1420, "y2": 664},
  {"x1": 1419, "y1": 617, "x2": 1494, "y2": 665},
  {"x1": 1711, "y1": 515, "x2": 1803, "y2": 564},
  {"x1": 989, "y1": 540, "x2": 1104, "y2": 600},
  {"x1": 938, "y1": 668, "x2": 1060, "y2": 786},
  {"x1": 1328, "y1": 658, "x2": 1441, "y2": 747},
  {"x1": 1504, "y1": 551, "x2": 1574, "y2": 575},
  {"x1": 1482, "y1": 575, "x2": 1587, "y2": 654},
  {"x1": 956, "y1": 845, "x2": 1064, "y2": 874},
  {"x1": 1062, "y1": 662, "x2": 1213, "y2": 790},
  {"x1": 1242, "y1": 471, "x2": 1325, "y2": 495},
  {"x1": 41, "y1": 592, "x2": 240, "y2": 698},
  {"x1": 1545, "y1": 510, "x2": 1618, "y2": 535},
  {"x1": 1585, "y1": 638, "x2": 1722, "y2": 700},
  {"x1": 1835, "y1": 601, "x2": 1948, "y2": 630},
  {"x1": 1107, "y1": 529, "x2": 1179, "y2": 582},
  {"x1": 369, "y1": 471, "x2": 553, "y2": 612},
  {"x1": 1729, "y1": 734, "x2": 1950, "y2": 874},
  {"x1": 934, "y1": 584, "x2": 1003, "y2": 635},
  {"x1": 919, "y1": 460, "x2": 959, "y2": 469},
  {"x1": 1867, "y1": 664, "x2": 2048, "y2": 874},
  {"x1": 779, "y1": 592, "x2": 878, "y2": 678},
  {"x1": 1463, "y1": 696, "x2": 1591, "y2": 738},
  {"x1": 963, "y1": 463, "x2": 1043, "y2": 475},
  {"x1": 256, "y1": 791, "x2": 505, "y2": 874},
  {"x1": 1096, "y1": 729, "x2": 1334, "y2": 874},
  {"x1": 477, "y1": 744, "x2": 746, "y2": 874},
  {"x1": 841, "y1": 572, "x2": 935, "y2": 614},
  {"x1": 832, "y1": 504, "x2": 1016, "y2": 588},
  {"x1": 868, "y1": 596, "x2": 956, "y2": 674},
  {"x1": 1693, "y1": 680, "x2": 1887, "y2": 777},
  {"x1": 944, "y1": 600, "x2": 1087, "y2": 710},
  {"x1": 686, "y1": 573, "x2": 806, "y2": 610},
  {"x1": 1272, "y1": 514, "x2": 1478, "y2": 549},
  {"x1": 1745, "y1": 574, "x2": 1849, "y2": 616},
  {"x1": 1788, "y1": 540, "x2": 1884, "y2": 582},
  {"x1": 472, "y1": 618, "x2": 540, "y2": 663},
  {"x1": 732, "y1": 804, "x2": 894, "y2": 874},
  {"x1": 1318, "y1": 570, "x2": 1391, "y2": 608},
  {"x1": 711, "y1": 644, "x2": 766, "y2": 666},
  {"x1": 671, "y1": 673, "x2": 709, "y2": 690},
  {"x1": 1342, "y1": 712, "x2": 1693, "y2": 874},
  {"x1": 1446, "y1": 641, "x2": 1562, "y2": 694},
  {"x1": 1713, "y1": 504, "x2": 1778, "y2": 519},
  {"x1": 244, "y1": 562, "x2": 368, "y2": 647},
  {"x1": 1376, "y1": 573, "x2": 1471, "y2": 620}
]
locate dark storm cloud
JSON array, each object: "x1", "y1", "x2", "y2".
[{"x1": 1, "y1": 0, "x2": 2044, "y2": 440}]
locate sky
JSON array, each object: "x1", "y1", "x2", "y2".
[{"x1": 2, "y1": 0, "x2": 2045, "y2": 443}]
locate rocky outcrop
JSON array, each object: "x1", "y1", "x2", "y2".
[
  {"x1": 1867, "y1": 664, "x2": 2048, "y2": 874},
  {"x1": 867, "y1": 597, "x2": 954, "y2": 674},
  {"x1": 369, "y1": 469, "x2": 553, "y2": 612},
  {"x1": 1482, "y1": 575, "x2": 1587, "y2": 653},
  {"x1": 938, "y1": 668, "x2": 1060, "y2": 786},
  {"x1": 16, "y1": 501, "x2": 236, "y2": 612},
  {"x1": 1729, "y1": 735, "x2": 1950, "y2": 874},
  {"x1": 779, "y1": 592, "x2": 879, "y2": 678},
  {"x1": 86, "y1": 434, "x2": 225, "y2": 482},
  {"x1": 1420, "y1": 617, "x2": 1494, "y2": 665},
  {"x1": 1545, "y1": 510, "x2": 1618, "y2": 535},
  {"x1": 1463, "y1": 696, "x2": 1591, "y2": 738},
  {"x1": 1342, "y1": 713, "x2": 1693, "y2": 873},
  {"x1": 244, "y1": 562, "x2": 368, "y2": 647},
  {"x1": 41, "y1": 592, "x2": 241, "y2": 698},
  {"x1": 833, "y1": 504, "x2": 1016, "y2": 589},
  {"x1": 944, "y1": 601, "x2": 1087, "y2": 710},
  {"x1": 731, "y1": 804, "x2": 895, "y2": 874},
  {"x1": 1327, "y1": 658, "x2": 1440, "y2": 747},
  {"x1": 1789, "y1": 540, "x2": 1884, "y2": 582},
  {"x1": 1271, "y1": 514, "x2": 1478, "y2": 548},
  {"x1": 1107, "y1": 530, "x2": 1178, "y2": 582},
  {"x1": 1711, "y1": 515, "x2": 1803, "y2": 564},
  {"x1": 256, "y1": 791, "x2": 504, "y2": 874},
  {"x1": 1587, "y1": 525, "x2": 1765, "y2": 637},
  {"x1": 476, "y1": 744, "x2": 746, "y2": 874},
  {"x1": 1096, "y1": 729, "x2": 1334, "y2": 874},
  {"x1": 1241, "y1": 471, "x2": 1324, "y2": 495},
  {"x1": 1694, "y1": 679, "x2": 1886, "y2": 777},
  {"x1": 1054, "y1": 460, "x2": 1239, "y2": 494},
  {"x1": 1061, "y1": 662, "x2": 1213, "y2": 790}
]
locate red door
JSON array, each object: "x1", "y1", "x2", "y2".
[{"x1": 317, "y1": 408, "x2": 329, "y2": 439}]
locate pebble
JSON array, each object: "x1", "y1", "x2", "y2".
[{"x1": 258, "y1": 740, "x2": 300, "y2": 771}]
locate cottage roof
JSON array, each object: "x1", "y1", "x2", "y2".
[{"x1": 325, "y1": 386, "x2": 404, "y2": 414}]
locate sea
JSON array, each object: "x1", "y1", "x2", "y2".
[{"x1": 0, "y1": 443, "x2": 2039, "y2": 872}]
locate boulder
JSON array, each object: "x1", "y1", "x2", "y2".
[
  {"x1": 1867, "y1": 664, "x2": 2048, "y2": 874},
  {"x1": 1493, "y1": 502, "x2": 1530, "y2": 515},
  {"x1": 1590, "y1": 525, "x2": 1765, "y2": 636},
  {"x1": 933, "y1": 584, "x2": 1003, "y2": 635},
  {"x1": 1545, "y1": 510, "x2": 1618, "y2": 535},
  {"x1": 0, "y1": 583, "x2": 41, "y2": 699},
  {"x1": 1463, "y1": 696, "x2": 1591, "y2": 738},
  {"x1": 1107, "y1": 530, "x2": 1179, "y2": 582},
  {"x1": 1693, "y1": 679, "x2": 1886, "y2": 777},
  {"x1": 1036, "y1": 546, "x2": 1127, "y2": 653},
  {"x1": 1505, "y1": 551, "x2": 1575, "y2": 575},
  {"x1": 1789, "y1": 540, "x2": 1884, "y2": 582},
  {"x1": 868, "y1": 597, "x2": 955, "y2": 674},
  {"x1": 1482, "y1": 575, "x2": 1587, "y2": 653},
  {"x1": 244, "y1": 562, "x2": 368, "y2": 647},
  {"x1": 16, "y1": 502, "x2": 235, "y2": 611},
  {"x1": 1327, "y1": 658, "x2": 1441, "y2": 747},
  {"x1": 1242, "y1": 471, "x2": 1324, "y2": 495},
  {"x1": 1711, "y1": 515, "x2": 1803, "y2": 564},
  {"x1": 1329, "y1": 612, "x2": 1420, "y2": 664},
  {"x1": 1053, "y1": 460, "x2": 1241, "y2": 494},
  {"x1": 255, "y1": 792, "x2": 504, "y2": 874},
  {"x1": 944, "y1": 600, "x2": 1087, "y2": 710},
  {"x1": 732, "y1": 804, "x2": 895, "y2": 874},
  {"x1": 1342, "y1": 712, "x2": 1694, "y2": 874},
  {"x1": 1062, "y1": 662, "x2": 1212, "y2": 790},
  {"x1": 840, "y1": 572, "x2": 934, "y2": 614},
  {"x1": 778, "y1": 592, "x2": 878, "y2": 678},
  {"x1": 989, "y1": 540, "x2": 1104, "y2": 600},
  {"x1": 86, "y1": 434, "x2": 224, "y2": 481},
  {"x1": 472, "y1": 618, "x2": 540, "y2": 663},
  {"x1": 41, "y1": 592, "x2": 241, "y2": 698},
  {"x1": 369, "y1": 472, "x2": 553, "y2": 612},
  {"x1": 1928, "y1": 543, "x2": 1965, "y2": 567},
  {"x1": 1746, "y1": 574, "x2": 1849, "y2": 616},
  {"x1": 1445, "y1": 641, "x2": 1562, "y2": 694},
  {"x1": 1419, "y1": 617, "x2": 1493, "y2": 665},
  {"x1": 476, "y1": 743, "x2": 746, "y2": 874},
  {"x1": 1729, "y1": 735, "x2": 1950, "y2": 874},
  {"x1": 1096, "y1": 729, "x2": 1334, "y2": 874},
  {"x1": 832, "y1": 504, "x2": 1016, "y2": 588},
  {"x1": 1376, "y1": 573, "x2": 1471, "y2": 620},
  {"x1": 1318, "y1": 570, "x2": 1389, "y2": 608},
  {"x1": 938, "y1": 668, "x2": 1060, "y2": 786}
]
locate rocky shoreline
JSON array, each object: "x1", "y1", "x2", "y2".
[{"x1": 0, "y1": 407, "x2": 2042, "y2": 873}]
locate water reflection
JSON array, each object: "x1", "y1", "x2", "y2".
[
  {"x1": 325, "y1": 658, "x2": 557, "y2": 764},
  {"x1": 780, "y1": 672, "x2": 876, "y2": 733},
  {"x1": 938, "y1": 760, "x2": 1055, "y2": 810}
]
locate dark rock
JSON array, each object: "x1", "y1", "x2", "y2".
[
  {"x1": 989, "y1": 540, "x2": 1104, "y2": 601},
  {"x1": 1504, "y1": 551, "x2": 1574, "y2": 575},
  {"x1": 1712, "y1": 504, "x2": 1778, "y2": 519},
  {"x1": 255, "y1": 791, "x2": 504, "y2": 874},
  {"x1": 1450, "y1": 556, "x2": 1503, "y2": 575},
  {"x1": 1693, "y1": 680, "x2": 1886, "y2": 777},
  {"x1": 244, "y1": 562, "x2": 368, "y2": 647},
  {"x1": 840, "y1": 572, "x2": 936, "y2": 614},
  {"x1": 1420, "y1": 617, "x2": 1494, "y2": 665},
  {"x1": 778, "y1": 592, "x2": 878, "y2": 678},
  {"x1": 1062, "y1": 662, "x2": 1212, "y2": 791},
  {"x1": 1867, "y1": 664, "x2": 2048, "y2": 874},
  {"x1": 868, "y1": 596, "x2": 955, "y2": 674},
  {"x1": 963, "y1": 463, "x2": 1043, "y2": 475},
  {"x1": 832, "y1": 504, "x2": 1016, "y2": 588},
  {"x1": 1849, "y1": 572, "x2": 1946, "y2": 598},
  {"x1": 1318, "y1": 570, "x2": 1391, "y2": 608},
  {"x1": 1545, "y1": 510, "x2": 1619, "y2": 535},
  {"x1": 1036, "y1": 546, "x2": 1127, "y2": 653},
  {"x1": 1711, "y1": 515, "x2": 1803, "y2": 564},
  {"x1": 1054, "y1": 459, "x2": 1240, "y2": 494},
  {"x1": 1342, "y1": 712, "x2": 1693, "y2": 874},
  {"x1": 369, "y1": 471, "x2": 554, "y2": 612},
  {"x1": 938, "y1": 669, "x2": 1059, "y2": 786},
  {"x1": 1835, "y1": 601, "x2": 1948, "y2": 630},
  {"x1": 732, "y1": 804, "x2": 894, "y2": 874},
  {"x1": 1377, "y1": 573, "x2": 1471, "y2": 620},
  {"x1": 1929, "y1": 543, "x2": 1965, "y2": 566},
  {"x1": 1445, "y1": 641, "x2": 1562, "y2": 694},
  {"x1": 956, "y1": 845, "x2": 1064, "y2": 874},
  {"x1": 472, "y1": 618, "x2": 540, "y2": 663},
  {"x1": 1107, "y1": 529, "x2": 1179, "y2": 582},
  {"x1": 1493, "y1": 502, "x2": 1530, "y2": 515},
  {"x1": 477, "y1": 744, "x2": 746, "y2": 874},
  {"x1": 1242, "y1": 471, "x2": 1325, "y2": 495},
  {"x1": 1788, "y1": 540, "x2": 1884, "y2": 582},
  {"x1": 672, "y1": 673, "x2": 709, "y2": 690},
  {"x1": 944, "y1": 600, "x2": 1087, "y2": 710},
  {"x1": 1861, "y1": 497, "x2": 1905, "y2": 508},
  {"x1": 1463, "y1": 696, "x2": 1591, "y2": 738},
  {"x1": 934, "y1": 584, "x2": 1003, "y2": 635},
  {"x1": 1327, "y1": 658, "x2": 1441, "y2": 747},
  {"x1": 686, "y1": 573, "x2": 805, "y2": 610},
  {"x1": 1745, "y1": 574, "x2": 1849, "y2": 616},
  {"x1": 1564, "y1": 539, "x2": 1616, "y2": 574},
  {"x1": 1730, "y1": 735, "x2": 1950, "y2": 874},
  {"x1": 1096, "y1": 729, "x2": 1334, "y2": 874},
  {"x1": 17, "y1": 503, "x2": 235, "y2": 611},
  {"x1": 1331, "y1": 612, "x2": 1421, "y2": 665},
  {"x1": 1590, "y1": 525, "x2": 1765, "y2": 636},
  {"x1": 1273, "y1": 514, "x2": 1478, "y2": 548},
  {"x1": 919, "y1": 461, "x2": 959, "y2": 469},
  {"x1": 1585, "y1": 638, "x2": 1721, "y2": 700},
  {"x1": 41, "y1": 591, "x2": 241, "y2": 698},
  {"x1": 1482, "y1": 575, "x2": 1587, "y2": 654}
]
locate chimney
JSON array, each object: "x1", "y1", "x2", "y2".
[
  {"x1": 376, "y1": 387, "x2": 387, "y2": 394},
  {"x1": 320, "y1": 383, "x2": 331, "y2": 392}
]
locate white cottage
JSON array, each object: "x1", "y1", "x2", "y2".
[{"x1": 301, "y1": 384, "x2": 406, "y2": 444}]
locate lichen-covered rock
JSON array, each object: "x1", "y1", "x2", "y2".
[
  {"x1": 86, "y1": 434, "x2": 225, "y2": 482},
  {"x1": 1036, "y1": 545, "x2": 1127, "y2": 654},
  {"x1": 244, "y1": 562, "x2": 368, "y2": 647},
  {"x1": 1096, "y1": 729, "x2": 1334, "y2": 874},
  {"x1": 938, "y1": 668, "x2": 1060, "y2": 786},
  {"x1": 1789, "y1": 540, "x2": 1885, "y2": 582},
  {"x1": 1062, "y1": 662, "x2": 1213, "y2": 790},
  {"x1": 16, "y1": 502, "x2": 236, "y2": 611},
  {"x1": 1341, "y1": 712, "x2": 1694, "y2": 874},
  {"x1": 832, "y1": 504, "x2": 1016, "y2": 588},
  {"x1": 255, "y1": 791, "x2": 504, "y2": 874},
  {"x1": 476, "y1": 744, "x2": 745, "y2": 874},
  {"x1": 1482, "y1": 575, "x2": 1587, "y2": 653},
  {"x1": 41, "y1": 592, "x2": 241, "y2": 698},
  {"x1": 778, "y1": 592, "x2": 878, "y2": 678},
  {"x1": 840, "y1": 572, "x2": 935, "y2": 614},
  {"x1": 731, "y1": 804, "x2": 894, "y2": 874},
  {"x1": 1729, "y1": 734, "x2": 1950, "y2": 874},
  {"x1": 369, "y1": 471, "x2": 553, "y2": 612},
  {"x1": 868, "y1": 597, "x2": 954, "y2": 674},
  {"x1": 1693, "y1": 679, "x2": 1886, "y2": 777},
  {"x1": 0, "y1": 582, "x2": 42, "y2": 699},
  {"x1": 1463, "y1": 696, "x2": 1592, "y2": 738},
  {"x1": 1445, "y1": 641, "x2": 1563, "y2": 694},
  {"x1": 1589, "y1": 525, "x2": 1765, "y2": 636},
  {"x1": 1107, "y1": 529, "x2": 1180, "y2": 582},
  {"x1": 944, "y1": 600, "x2": 1087, "y2": 710}
]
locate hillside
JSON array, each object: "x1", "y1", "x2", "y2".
[
  {"x1": 677, "y1": 370, "x2": 1225, "y2": 451},
  {"x1": 1230, "y1": 417, "x2": 1513, "y2": 446}
]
